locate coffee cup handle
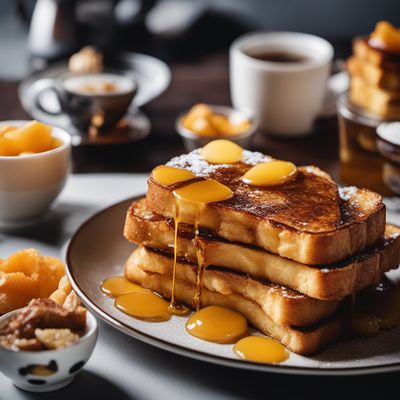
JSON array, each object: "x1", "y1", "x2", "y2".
[{"x1": 28, "y1": 79, "x2": 64, "y2": 116}]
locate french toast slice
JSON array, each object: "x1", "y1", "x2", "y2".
[
  {"x1": 124, "y1": 199, "x2": 400, "y2": 300},
  {"x1": 347, "y1": 56, "x2": 400, "y2": 90},
  {"x1": 145, "y1": 150, "x2": 385, "y2": 265},
  {"x1": 349, "y1": 75, "x2": 400, "y2": 119},
  {"x1": 127, "y1": 245, "x2": 340, "y2": 327},
  {"x1": 353, "y1": 37, "x2": 400, "y2": 70},
  {"x1": 125, "y1": 247, "x2": 400, "y2": 355}
]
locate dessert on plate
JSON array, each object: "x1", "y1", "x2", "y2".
[
  {"x1": 101, "y1": 139, "x2": 400, "y2": 359},
  {"x1": 347, "y1": 21, "x2": 400, "y2": 119},
  {"x1": 117, "y1": 140, "x2": 400, "y2": 354}
]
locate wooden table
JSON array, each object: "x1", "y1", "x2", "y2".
[{"x1": 0, "y1": 53, "x2": 339, "y2": 179}]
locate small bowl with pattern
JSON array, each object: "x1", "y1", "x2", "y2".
[{"x1": 0, "y1": 308, "x2": 98, "y2": 393}]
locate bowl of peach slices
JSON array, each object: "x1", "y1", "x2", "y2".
[
  {"x1": 0, "y1": 120, "x2": 71, "y2": 229},
  {"x1": 176, "y1": 103, "x2": 257, "y2": 151},
  {"x1": 0, "y1": 249, "x2": 97, "y2": 392}
]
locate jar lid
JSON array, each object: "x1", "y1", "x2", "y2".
[
  {"x1": 377, "y1": 122, "x2": 400, "y2": 146},
  {"x1": 337, "y1": 94, "x2": 388, "y2": 128}
]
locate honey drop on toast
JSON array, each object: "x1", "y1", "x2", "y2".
[
  {"x1": 242, "y1": 160, "x2": 297, "y2": 186},
  {"x1": 201, "y1": 139, "x2": 243, "y2": 164},
  {"x1": 152, "y1": 166, "x2": 195, "y2": 186}
]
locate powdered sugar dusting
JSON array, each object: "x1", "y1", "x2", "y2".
[
  {"x1": 242, "y1": 150, "x2": 269, "y2": 165},
  {"x1": 166, "y1": 149, "x2": 271, "y2": 177},
  {"x1": 166, "y1": 149, "x2": 231, "y2": 177},
  {"x1": 339, "y1": 186, "x2": 358, "y2": 201},
  {"x1": 166, "y1": 148, "x2": 269, "y2": 177}
]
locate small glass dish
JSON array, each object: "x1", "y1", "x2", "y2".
[
  {"x1": 337, "y1": 95, "x2": 388, "y2": 194},
  {"x1": 175, "y1": 105, "x2": 258, "y2": 151}
]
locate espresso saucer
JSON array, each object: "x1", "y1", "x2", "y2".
[
  {"x1": 18, "y1": 52, "x2": 170, "y2": 146},
  {"x1": 71, "y1": 110, "x2": 151, "y2": 146}
]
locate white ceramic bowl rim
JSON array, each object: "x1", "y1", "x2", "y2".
[
  {"x1": 176, "y1": 104, "x2": 258, "y2": 140},
  {"x1": 0, "y1": 307, "x2": 97, "y2": 354},
  {"x1": 230, "y1": 31, "x2": 334, "y2": 71},
  {"x1": 0, "y1": 120, "x2": 71, "y2": 160}
]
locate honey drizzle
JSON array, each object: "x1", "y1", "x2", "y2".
[
  {"x1": 168, "y1": 201, "x2": 190, "y2": 316},
  {"x1": 100, "y1": 149, "x2": 298, "y2": 364},
  {"x1": 194, "y1": 209, "x2": 206, "y2": 310},
  {"x1": 170, "y1": 179, "x2": 233, "y2": 314},
  {"x1": 170, "y1": 202, "x2": 180, "y2": 309}
]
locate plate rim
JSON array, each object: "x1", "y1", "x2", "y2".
[{"x1": 66, "y1": 196, "x2": 400, "y2": 376}]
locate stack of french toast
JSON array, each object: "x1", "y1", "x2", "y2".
[
  {"x1": 347, "y1": 21, "x2": 400, "y2": 119},
  {"x1": 123, "y1": 143, "x2": 400, "y2": 355}
]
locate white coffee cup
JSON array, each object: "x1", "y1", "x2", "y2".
[{"x1": 230, "y1": 32, "x2": 334, "y2": 136}]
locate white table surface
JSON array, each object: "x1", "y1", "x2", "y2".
[{"x1": 1, "y1": 173, "x2": 400, "y2": 400}]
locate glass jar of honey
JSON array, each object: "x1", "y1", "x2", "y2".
[{"x1": 338, "y1": 95, "x2": 392, "y2": 196}]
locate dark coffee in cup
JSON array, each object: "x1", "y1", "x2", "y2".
[{"x1": 245, "y1": 51, "x2": 312, "y2": 64}]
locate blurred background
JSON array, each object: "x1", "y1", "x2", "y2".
[
  {"x1": 1, "y1": 0, "x2": 400, "y2": 80},
  {"x1": 1, "y1": 0, "x2": 400, "y2": 185}
]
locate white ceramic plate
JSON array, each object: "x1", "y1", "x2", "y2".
[{"x1": 66, "y1": 197, "x2": 400, "y2": 376}]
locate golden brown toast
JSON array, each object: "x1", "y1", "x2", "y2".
[
  {"x1": 124, "y1": 199, "x2": 400, "y2": 300},
  {"x1": 125, "y1": 247, "x2": 400, "y2": 355},
  {"x1": 145, "y1": 151, "x2": 385, "y2": 265},
  {"x1": 349, "y1": 75, "x2": 400, "y2": 118},
  {"x1": 353, "y1": 37, "x2": 400, "y2": 70},
  {"x1": 127, "y1": 245, "x2": 340, "y2": 326},
  {"x1": 347, "y1": 56, "x2": 400, "y2": 90}
]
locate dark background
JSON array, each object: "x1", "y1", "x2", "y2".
[
  {"x1": 1, "y1": 0, "x2": 400, "y2": 79},
  {"x1": 1, "y1": 0, "x2": 399, "y2": 175}
]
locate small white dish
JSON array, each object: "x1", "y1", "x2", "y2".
[
  {"x1": 176, "y1": 105, "x2": 258, "y2": 152},
  {"x1": 0, "y1": 120, "x2": 71, "y2": 230},
  {"x1": 0, "y1": 308, "x2": 98, "y2": 392}
]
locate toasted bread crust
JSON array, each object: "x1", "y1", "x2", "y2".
[
  {"x1": 124, "y1": 199, "x2": 400, "y2": 300},
  {"x1": 347, "y1": 56, "x2": 400, "y2": 90},
  {"x1": 128, "y1": 245, "x2": 340, "y2": 326},
  {"x1": 124, "y1": 247, "x2": 347, "y2": 355},
  {"x1": 145, "y1": 175, "x2": 386, "y2": 265},
  {"x1": 349, "y1": 75, "x2": 400, "y2": 119},
  {"x1": 353, "y1": 37, "x2": 400, "y2": 70}
]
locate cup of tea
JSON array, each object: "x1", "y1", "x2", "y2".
[
  {"x1": 28, "y1": 72, "x2": 137, "y2": 131},
  {"x1": 230, "y1": 32, "x2": 334, "y2": 136}
]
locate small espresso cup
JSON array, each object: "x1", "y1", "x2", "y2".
[
  {"x1": 230, "y1": 32, "x2": 334, "y2": 136},
  {"x1": 29, "y1": 72, "x2": 137, "y2": 131}
]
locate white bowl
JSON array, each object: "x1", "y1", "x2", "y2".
[
  {"x1": 0, "y1": 308, "x2": 98, "y2": 392},
  {"x1": 0, "y1": 120, "x2": 71, "y2": 229}
]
